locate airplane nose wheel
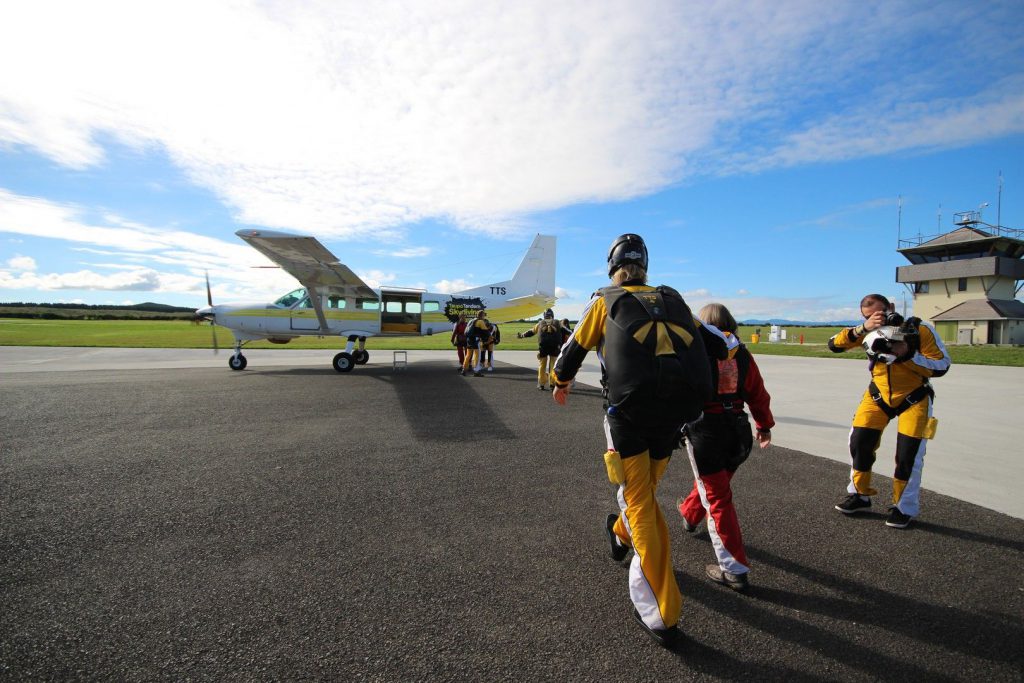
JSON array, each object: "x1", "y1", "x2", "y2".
[
  {"x1": 229, "y1": 354, "x2": 248, "y2": 371},
  {"x1": 333, "y1": 352, "x2": 354, "y2": 373},
  {"x1": 353, "y1": 349, "x2": 369, "y2": 365}
]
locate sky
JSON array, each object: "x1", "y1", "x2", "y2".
[{"x1": 1, "y1": 0, "x2": 1023, "y2": 323}]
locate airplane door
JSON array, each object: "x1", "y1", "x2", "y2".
[
  {"x1": 290, "y1": 295, "x2": 321, "y2": 330},
  {"x1": 381, "y1": 291, "x2": 422, "y2": 334}
]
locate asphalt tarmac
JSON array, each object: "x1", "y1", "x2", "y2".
[{"x1": 2, "y1": 358, "x2": 1022, "y2": 680}]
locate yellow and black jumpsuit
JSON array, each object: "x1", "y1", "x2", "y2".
[
  {"x1": 462, "y1": 317, "x2": 491, "y2": 374},
  {"x1": 552, "y1": 283, "x2": 726, "y2": 632},
  {"x1": 520, "y1": 318, "x2": 564, "y2": 389},
  {"x1": 829, "y1": 321, "x2": 951, "y2": 516}
]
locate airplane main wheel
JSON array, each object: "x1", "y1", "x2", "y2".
[
  {"x1": 333, "y1": 352, "x2": 355, "y2": 373},
  {"x1": 354, "y1": 350, "x2": 369, "y2": 365},
  {"x1": 229, "y1": 354, "x2": 248, "y2": 371}
]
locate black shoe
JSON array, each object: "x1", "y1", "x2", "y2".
[
  {"x1": 538, "y1": 385, "x2": 547, "y2": 391},
  {"x1": 835, "y1": 494, "x2": 871, "y2": 514},
  {"x1": 705, "y1": 564, "x2": 749, "y2": 592},
  {"x1": 675, "y1": 498, "x2": 698, "y2": 533},
  {"x1": 605, "y1": 514, "x2": 629, "y2": 562},
  {"x1": 632, "y1": 608, "x2": 682, "y2": 648},
  {"x1": 885, "y1": 507, "x2": 913, "y2": 529},
  {"x1": 473, "y1": 371, "x2": 484, "y2": 377}
]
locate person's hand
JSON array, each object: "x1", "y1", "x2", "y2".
[
  {"x1": 863, "y1": 310, "x2": 886, "y2": 332},
  {"x1": 553, "y1": 384, "x2": 570, "y2": 405},
  {"x1": 756, "y1": 429, "x2": 771, "y2": 449}
]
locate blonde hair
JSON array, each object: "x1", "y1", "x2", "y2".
[
  {"x1": 698, "y1": 303, "x2": 738, "y2": 333},
  {"x1": 612, "y1": 264, "x2": 647, "y2": 286}
]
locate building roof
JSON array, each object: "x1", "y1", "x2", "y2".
[{"x1": 931, "y1": 298, "x2": 1024, "y2": 321}]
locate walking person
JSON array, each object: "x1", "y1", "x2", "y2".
[
  {"x1": 551, "y1": 233, "x2": 726, "y2": 647},
  {"x1": 829, "y1": 294, "x2": 950, "y2": 528},
  {"x1": 517, "y1": 308, "x2": 563, "y2": 390},
  {"x1": 461, "y1": 310, "x2": 490, "y2": 377},
  {"x1": 676, "y1": 303, "x2": 774, "y2": 592},
  {"x1": 451, "y1": 313, "x2": 468, "y2": 369}
]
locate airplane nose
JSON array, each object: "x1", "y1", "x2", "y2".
[{"x1": 196, "y1": 306, "x2": 215, "y2": 321}]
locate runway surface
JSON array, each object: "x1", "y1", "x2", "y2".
[{"x1": 2, "y1": 357, "x2": 1022, "y2": 680}]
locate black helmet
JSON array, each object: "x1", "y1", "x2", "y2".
[
  {"x1": 543, "y1": 308, "x2": 554, "y2": 319},
  {"x1": 607, "y1": 233, "x2": 648, "y2": 277}
]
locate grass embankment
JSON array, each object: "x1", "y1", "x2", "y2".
[{"x1": 0, "y1": 318, "x2": 1021, "y2": 366}]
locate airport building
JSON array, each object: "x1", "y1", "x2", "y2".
[{"x1": 896, "y1": 211, "x2": 1024, "y2": 345}]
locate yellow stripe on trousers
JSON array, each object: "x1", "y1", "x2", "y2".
[{"x1": 616, "y1": 451, "x2": 681, "y2": 630}]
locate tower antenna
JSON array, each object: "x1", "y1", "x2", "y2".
[{"x1": 997, "y1": 170, "x2": 1003, "y2": 229}]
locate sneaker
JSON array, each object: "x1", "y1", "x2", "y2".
[
  {"x1": 705, "y1": 564, "x2": 749, "y2": 592},
  {"x1": 676, "y1": 498, "x2": 698, "y2": 533},
  {"x1": 473, "y1": 371, "x2": 484, "y2": 377},
  {"x1": 459, "y1": 368, "x2": 465, "y2": 376},
  {"x1": 486, "y1": 367, "x2": 493, "y2": 372},
  {"x1": 885, "y1": 507, "x2": 913, "y2": 529},
  {"x1": 538, "y1": 385, "x2": 547, "y2": 391},
  {"x1": 835, "y1": 494, "x2": 871, "y2": 514},
  {"x1": 632, "y1": 608, "x2": 682, "y2": 648},
  {"x1": 605, "y1": 514, "x2": 630, "y2": 562}
]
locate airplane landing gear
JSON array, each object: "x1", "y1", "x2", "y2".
[
  {"x1": 229, "y1": 339, "x2": 248, "y2": 370},
  {"x1": 353, "y1": 349, "x2": 369, "y2": 365},
  {"x1": 333, "y1": 352, "x2": 354, "y2": 373}
]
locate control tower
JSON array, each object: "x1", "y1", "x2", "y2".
[{"x1": 896, "y1": 211, "x2": 1024, "y2": 345}]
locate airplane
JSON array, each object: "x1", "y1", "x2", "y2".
[{"x1": 196, "y1": 229, "x2": 556, "y2": 372}]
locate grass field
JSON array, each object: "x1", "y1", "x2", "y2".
[{"x1": 1, "y1": 318, "x2": 1021, "y2": 366}]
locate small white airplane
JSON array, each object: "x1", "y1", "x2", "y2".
[{"x1": 196, "y1": 230, "x2": 556, "y2": 372}]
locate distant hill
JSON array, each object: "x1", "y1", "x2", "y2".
[{"x1": 0, "y1": 301, "x2": 195, "y2": 313}]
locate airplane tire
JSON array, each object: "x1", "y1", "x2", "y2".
[
  {"x1": 229, "y1": 354, "x2": 248, "y2": 371},
  {"x1": 333, "y1": 352, "x2": 355, "y2": 373},
  {"x1": 354, "y1": 350, "x2": 369, "y2": 365}
]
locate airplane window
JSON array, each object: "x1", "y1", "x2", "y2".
[
  {"x1": 274, "y1": 288, "x2": 306, "y2": 308},
  {"x1": 386, "y1": 301, "x2": 403, "y2": 313},
  {"x1": 423, "y1": 301, "x2": 439, "y2": 312},
  {"x1": 297, "y1": 297, "x2": 316, "y2": 309},
  {"x1": 358, "y1": 299, "x2": 380, "y2": 310},
  {"x1": 406, "y1": 302, "x2": 422, "y2": 313},
  {"x1": 328, "y1": 296, "x2": 346, "y2": 309}
]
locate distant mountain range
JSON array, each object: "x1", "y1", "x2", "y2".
[{"x1": 741, "y1": 319, "x2": 858, "y2": 327}]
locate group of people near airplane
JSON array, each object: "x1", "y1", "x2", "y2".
[
  {"x1": 450, "y1": 308, "x2": 573, "y2": 384},
  {"x1": 530, "y1": 233, "x2": 950, "y2": 648}
]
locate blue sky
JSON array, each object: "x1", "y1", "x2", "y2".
[{"x1": 1, "y1": 0, "x2": 1022, "y2": 322}]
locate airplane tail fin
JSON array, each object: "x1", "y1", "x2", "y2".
[{"x1": 509, "y1": 234, "x2": 556, "y2": 297}]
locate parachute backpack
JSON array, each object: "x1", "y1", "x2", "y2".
[
  {"x1": 600, "y1": 285, "x2": 712, "y2": 428},
  {"x1": 538, "y1": 318, "x2": 562, "y2": 356}
]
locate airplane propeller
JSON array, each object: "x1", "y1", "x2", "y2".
[{"x1": 199, "y1": 270, "x2": 218, "y2": 354}]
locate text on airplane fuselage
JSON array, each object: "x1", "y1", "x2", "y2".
[{"x1": 490, "y1": 287, "x2": 506, "y2": 295}]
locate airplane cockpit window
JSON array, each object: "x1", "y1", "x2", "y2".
[
  {"x1": 297, "y1": 296, "x2": 316, "y2": 309},
  {"x1": 274, "y1": 288, "x2": 306, "y2": 308},
  {"x1": 357, "y1": 299, "x2": 380, "y2": 310},
  {"x1": 327, "y1": 296, "x2": 346, "y2": 309}
]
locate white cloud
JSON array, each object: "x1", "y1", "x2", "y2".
[
  {"x1": 357, "y1": 270, "x2": 397, "y2": 288},
  {"x1": 1, "y1": 1, "x2": 1019, "y2": 237},
  {"x1": 372, "y1": 246, "x2": 432, "y2": 258},
  {"x1": 6, "y1": 254, "x2": 36, "y2": 271},
  {"x1": 432, "y1": 278, "x2": 476, "y2": 294},
  {"x1": 736, "y1": 289, "x2": 749, "y2": 296}
]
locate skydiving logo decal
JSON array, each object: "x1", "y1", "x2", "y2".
[{"x1": 444, "y1": 296, "x2": 485, "y2": 323}]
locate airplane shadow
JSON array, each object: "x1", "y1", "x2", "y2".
[{"x1": 367, "y1": 361, "x2": 518, "y2": 443}]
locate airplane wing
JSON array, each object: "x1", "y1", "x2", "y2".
[{"x1": 236, "y1": 229, "x2": 378, "y2": 299}]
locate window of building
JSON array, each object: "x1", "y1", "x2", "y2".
[
  {"x1": 915, "y1": 282, "x2": 930, "y2": 294},
  {"x1": 958, "y1": 278, "x2": 968, "y2": 292}
]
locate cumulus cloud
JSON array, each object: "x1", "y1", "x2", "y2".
[
  {"x1": 0, "y1": 1, "x2": 1019, "y2": 237},
  {"x1": 6, "y1": 254, "x2": 36, "y2": 271},
  {"x1": 432, "y1": 278, "x2": 476, "y2": 294}
]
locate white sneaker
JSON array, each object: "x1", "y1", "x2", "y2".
[{"x1": 487, "y1": 367, "x2": 493, "y2": 372}]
